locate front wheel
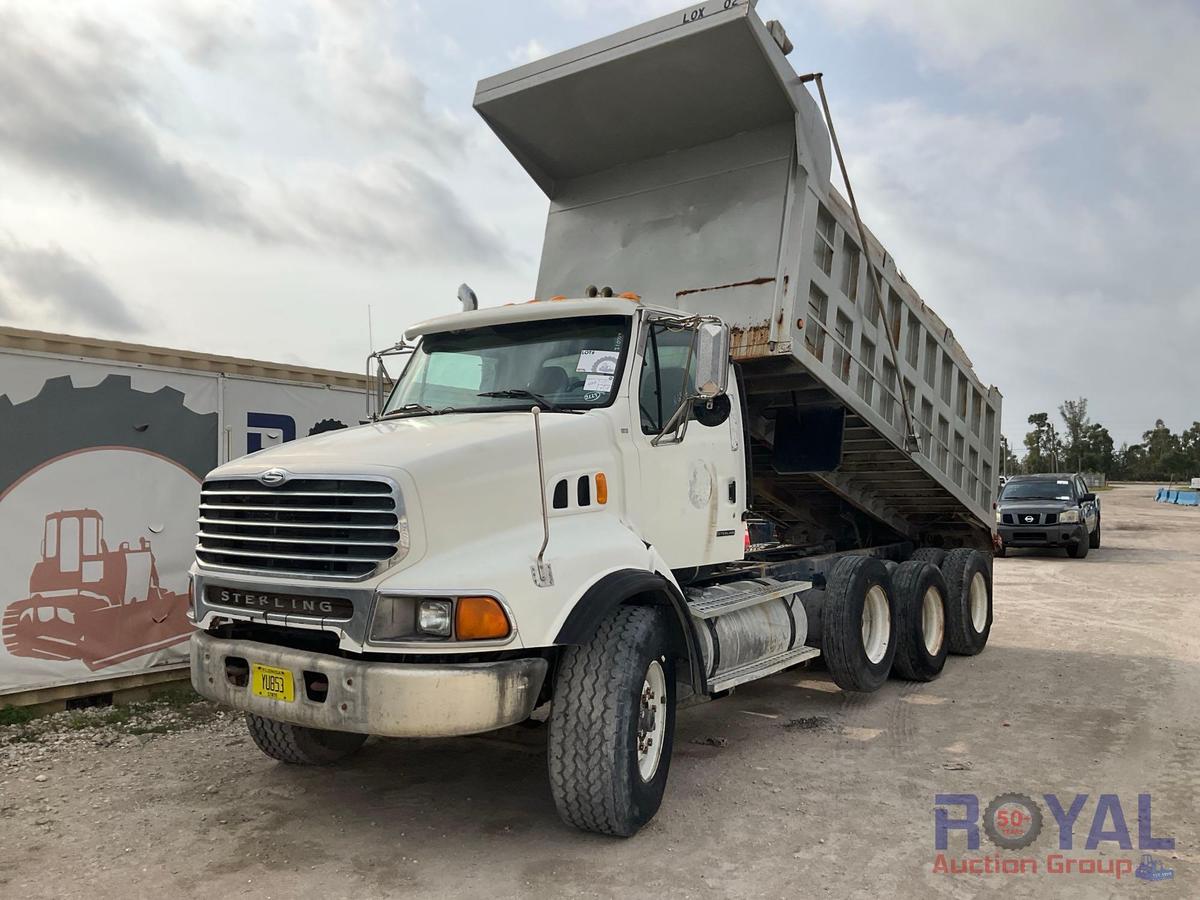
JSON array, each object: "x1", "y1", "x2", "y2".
[
  {"x1": 245, "y1": 714, "x2": 367, "y2": 765},
  {"x1": 548, "y1": 606, "x2": 676, "y2": 837},
  {"x1": 1067, "y1": 536, "x2": 1089, "y2": 558},
  {"x1": 1089, "y1": 517, "x2": 1102, "y2": 549}
]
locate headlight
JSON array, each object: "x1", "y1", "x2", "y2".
[
  {"x1": 417, "y1": 599, "x2": 453, "y2": 636},
  {"x1": 369, "y1": 594, "x2": 511, "y2": 643},
  {"x1": 995, "y1": 509, "x2": 1003, "y2": 523},
  {"x1": 1059, "y1": 508, "x2": 1080, "y2": 524}
]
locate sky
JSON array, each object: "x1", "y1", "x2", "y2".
[{"x1": 0, "y1": 0, "x2": 1196, "y2": 448}]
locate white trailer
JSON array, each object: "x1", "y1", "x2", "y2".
[
  {"x1": 0, "y1": 325, "x2": 364, "y2": 703},
  {"x1": 188, "y1": 2, "x2": 1001, "y2": 836}
]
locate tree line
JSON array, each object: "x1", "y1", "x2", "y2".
[{"x1": 1000, "y1": 397, "x2": 1199, "y2": 482}]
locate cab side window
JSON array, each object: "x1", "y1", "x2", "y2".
[{"x1": 639, "y1": 324, "x2": 696, "y2": 435}]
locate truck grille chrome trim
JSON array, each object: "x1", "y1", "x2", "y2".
[{"x1": 196, "y1": 477, "x2": 407, "y2": 579}]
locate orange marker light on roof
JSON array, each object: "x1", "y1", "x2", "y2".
[
  {"x1": 455, "y1": 596, "x2": 510, "y2": 641},
  {"x1": 595, "y1": 472, "x2": 608, "y2": 504},
  {"x1": 618, "y1": 292, "x2": 641, "y2": 301}
]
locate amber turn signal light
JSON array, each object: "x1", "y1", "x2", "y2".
[
  {"x1": 455, "y1": 596, "x2": 511, "y2": 640},
  {"x1": 595, "y1": 472, "x2": 608, "y2": 504}
]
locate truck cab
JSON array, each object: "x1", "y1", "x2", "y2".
[{"x1": 190, "y1": 298, "x2": 753, "y2": 829}]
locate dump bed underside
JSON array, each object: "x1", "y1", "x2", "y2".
[{"x1": 475, "y1": 1, "x2": 1001, "y2": 546}]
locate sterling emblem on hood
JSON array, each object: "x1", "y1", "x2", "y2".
[{"x1": 258, "y1": 468, "x2": 289, "y2": 487}]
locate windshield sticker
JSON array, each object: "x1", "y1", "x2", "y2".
[
  {"x1": 583, "y1": 373, "x2": 614, "y2": 393},
  {"x1": 1057, "y1": 480, "x2": 1069, "y2": 484},
  {"x1": 577, "y1": 349, "x2": 620, "y2": 374}
]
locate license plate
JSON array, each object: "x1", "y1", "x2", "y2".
[{"x1": 250, "y1": 663, "x2": 295, "y2": 702}]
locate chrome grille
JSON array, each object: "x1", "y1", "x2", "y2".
[{"x1": 196, "y1": 477, "x2": 404, "y2": 579}]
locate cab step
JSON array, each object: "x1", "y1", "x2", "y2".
[
  {"x1": 708, "y1": 645, "x2": 821, "y2": 693},
  {"x1": 685, "y1": 578, "x2": 812, "y2": 620}
]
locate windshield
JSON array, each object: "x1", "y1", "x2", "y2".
[
  {"x1": 1001, "y1": 480, "x2": 1074, "y2": 502},
  {"x1": 385, "y1": 315, "x2": 630, "y2": 415}
]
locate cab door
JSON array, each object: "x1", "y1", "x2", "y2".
[{"x1": 630, "y1": 318, "x2": 745, "y2": 568}]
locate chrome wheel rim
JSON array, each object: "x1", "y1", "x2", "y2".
[
  {"x1": 922, "y1": 586, "x2": 945, "y2": 655},
  {"x1": 861, "y1": 584, "x2": 891, "y2": 665},
  {"x1": 969, "y1": 571, "x2": 988, "y2": 632},
  {"x1": 636, "y1": 659, "x2": 667, "y2": 782}
]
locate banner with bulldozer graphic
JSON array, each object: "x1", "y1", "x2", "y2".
[{"x1": 0, "y1": 331, "x2": 364, "y2": 698}]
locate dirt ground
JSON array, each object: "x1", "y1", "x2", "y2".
[{"x1": 1, "y1": 483, "x2": 1196, "y2": 899}]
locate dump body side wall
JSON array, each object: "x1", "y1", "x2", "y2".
[{"x1": 475, "y1": 0, "x2": 1001, "y2": 540}]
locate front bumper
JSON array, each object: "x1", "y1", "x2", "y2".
[
  {"x1": 190, "y1": 631, "x2": 547, "y2": 737},
  {"x1": 998, "y1": 523, "x2": 1087, "y2": 549}
]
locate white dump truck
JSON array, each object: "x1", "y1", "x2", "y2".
[{"x1": 189, "y1": 2, "x2": 1001, "y2": 836}]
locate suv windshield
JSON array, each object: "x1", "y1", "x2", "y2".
[
  {"x1": 1001, "y1": 480, "x2": 1074, "y2": 502},
  {"x1": 385, "y1": 315, "x2": 630, "y2": 415}
]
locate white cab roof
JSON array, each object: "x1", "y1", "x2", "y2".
[{"x1": 405, "y1": 297, "x2": 655, "y2": 340}]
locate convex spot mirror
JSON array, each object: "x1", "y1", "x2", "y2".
[{"x1": 692, "y1": 322, "x2": 730, "y2": 400}]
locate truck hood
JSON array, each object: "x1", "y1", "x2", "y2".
[
  {"x1": 210, "y1": 411, "x2": 602, "y2": 479},
  {"x1": 998, "y1": 499, "x2": 1073, "y2": 512}
]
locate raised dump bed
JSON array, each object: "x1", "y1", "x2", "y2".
[{"x1": 475, "y1": 0, "x2": 1000, "y2": 549}]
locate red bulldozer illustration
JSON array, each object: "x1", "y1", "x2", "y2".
[{"x1": 2, "y1": 509, "x2": 192, "y2": 670}]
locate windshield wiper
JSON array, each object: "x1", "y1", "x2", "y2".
[
  {"x1": 477, "y1": 388, "x2": 574, "y2": 413},
  {"x1": 379, "y1": 402, "x2": 438, "y2": 419}
]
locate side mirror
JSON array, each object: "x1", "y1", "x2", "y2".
[
  {"x1": 1081, "y1": 492, "x2": 1096, "y2": 503},
  {"x1": 691, "y1": 322, "x2": 730, "y2": 399}
]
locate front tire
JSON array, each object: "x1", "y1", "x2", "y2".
[
  {"x1": 1067, "y1": 535, "x2": 1089, "y2": 558},
  {"x1": 548, "y1": 606, "x2": 676, "y2": 837},
  {"x1": 1089, "y1": 517, "x2": 1102, "y2": 549},
  {"x1": 891, "y1": 561, "x2": 949, "y2": 681},
  {"x1": 943, "y1": 549, "x2": 992, "y2": 655},
  {"x1": 821, "y1": 556, "x2": 897, "y2": 692},
  {"x1": 245, "y1": 714, "x2": 367, "y2": 765}
]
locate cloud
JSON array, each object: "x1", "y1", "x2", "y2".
[
  {"x1": 509, "y1": 39, "x2": 549, "y2": 65},
  {"x1": 0, "y1": 10, "x2": 248, "y2": 224},
  {"x1": 0, "y1": 1, "x2": 505, "y2": 264},
  {"x1": 300, "y1": 0, "x2": 467, "y2": 153},
  {"x1": 277, "y1": 158, "x2": 508, "y2": 265},
  {"x1": 807, "y1": 0, "x2": 1200, "y2": 151},
  {"x1": 0, "y1": 240, "x2": 141, "y2": 333}
]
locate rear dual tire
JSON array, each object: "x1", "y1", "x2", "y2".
[
  {"x1": 909, "y1": 547, "x2": 948, "y2": 567},
  {"x1": 890, "y1": 561, "x2": 949, "y2": 681},
  {"x1": 821, "y1": 556, "x2": 897, "y2": 693},
  {"x1": 942, "y1": 548, "x2": 993, "y2": 655}
]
